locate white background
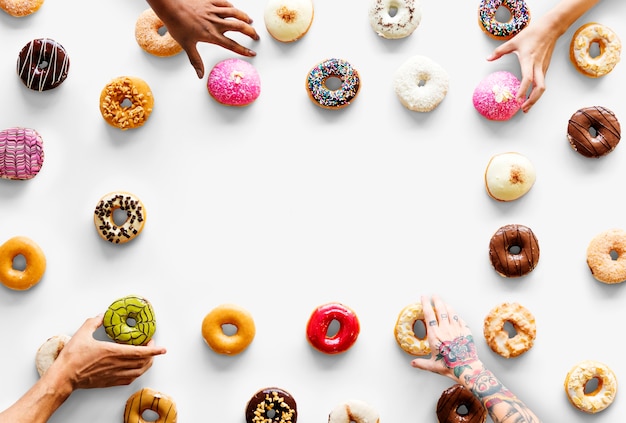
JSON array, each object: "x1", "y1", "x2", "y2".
[{"x1": 1, "y1": 0, "x2": 626, "y2": 421}]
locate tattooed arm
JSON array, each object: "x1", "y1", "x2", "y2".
[{"x1": 410, "y1": 295, "x2": 542, "y2": 423}]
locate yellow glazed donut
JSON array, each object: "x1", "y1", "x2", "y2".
[
  {"x1": 564, "y1": 360, "x2": 617, "y2": 413},
  {"x1": 264, "y1": 0, "x2": 314, "y2": 42},
  {"x1": 586, "y1": 228, "x2": 626, "y2": 284},
  {"x1": 0, "y1": 236, "x2": 46, "y2": 291},
  {"x1": 99, "y1": 76, "x2": 154, "y2": 130},
  {"x1": 135, "y1": 8, "x2": 183, "y2": 57},
  {"x1": 124, "y1": 387, "x2": 178, "y2": 423},
  {"x1": 94, "y1": 191, "x2": 146, "y2": 244},
  {"x1": 394, "y1": 302, "x2": 430, "y2": 356},
  {"x1": 201, "y1": 303, "x2": 256, "y2": 355},
  {"x1": 0, "y1": 0, "x2": 44, "y2": 16},
  {"x1": 35, "y1": 334, "x2": 71, "y2": 377},
  {"x1": 570, "y1": 23, "x2": 621, "y2": 78},
  {"x1": 483, "y1": 302, "x2": 536, "y2": 358}
]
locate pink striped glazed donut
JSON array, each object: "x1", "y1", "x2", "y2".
[
  {"x1": 0, "y1": 127, "x2": 44, "y2": 180},
  {"x1": 207, "y1": 58, "x2": 261, "y2": 106}
]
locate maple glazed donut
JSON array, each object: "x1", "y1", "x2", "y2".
[
  {"x1": 306, "y1": 302, "x2": 360, "y2": 354},
  {"x1": 368, "y1": 0, "x2": 422, "y2": 39},
  {"x1": 564, "y1": 360, "x2": 617, "y2": 414},
  {"x1": 17, "y1": 38, "x2": 70, "y2": 91},
  {"x1": 35, "y1": 334, "x2": 71, "y2": 377},
  {"x1": 207, "y1": 58, "x2": 261, "y2": 106},
  {"x1": 135, "y1": 8, "x2": 183, "y2": 57},
  {"x1": 483, "y1": 302, "x2": 536, "y2": 358},
  {"x1": 0, "y1": 0, "x2": 44, "y2": 16},
  {"x1": 488, "y1": 223, "x2": 540, "y2": 278},
  {"x1": 306, "y1": 58, "x2": 360, "y2": 109},
  {"x1": 328, "y1": 400, "x2": 380, "y2": 423},
  {"x1": 0, "y1": 127, "x2": 44, "y2": 180},
  {"x1": 484, "y1": 152, "x2": 536, "y2": 202},
  {"x1": 201, "y1": 303, "x2": 256, "y2": 355},
  {"x1": 567, "y1": 106, "x2": 621, "y2": 158},
  {"x1": 246, "y1": 387, "x2": 298, "y2": 423},
  {"x1": 393, "y1": 55, "x2": 449, "y2": 112},
  {"x1": 0, "y1": 236, "x2": 46, "y2": 291},
  {"x1": 394, "y1": 301, "x2": 431, "y2": 356},
  {"x1": 99, "y1": 76, "x2": 154, "y2": 130},
  {"x1": 124, "y1": 387, "x2": 178, "y2": 423},
  {"x1": 478, "y1": 0, "x2": 530, "y2": 40},
  {"x1": 103, "y1": 295, "x2": 156, "y2": 346},
  {"x1": 264, "y1": 0, "x2": 314, "y2": 42},
  {"x1": 570, "y1": 23, "x2": 621, "y2": 78},
  {"x1": 586, "y1": 228, "x2": 626, "y2": 284},
  {"x1": 94, "y1": 191, "x2": 146, "y2": 244},
  {"x1": 437, "y1": 384, "x2": 487, "y2": 423}
]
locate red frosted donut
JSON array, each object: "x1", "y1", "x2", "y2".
[{"x1": 306, "y1": 302, "x2": 360, "y2": 354}]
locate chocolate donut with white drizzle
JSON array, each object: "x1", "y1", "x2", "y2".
[{"x1": 16, "y1": 38, "x2": 70, "y2": 91}]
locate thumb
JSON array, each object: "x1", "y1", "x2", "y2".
[
  {"x1": 184, "y1": 45, "x2": 205, "y2": 79},
  {"x1": 410, "y1": 357, "x2": 437, "y2": 373},
  {"x1": 77, "y1": 313, "x2": 104, "y2": 335}
]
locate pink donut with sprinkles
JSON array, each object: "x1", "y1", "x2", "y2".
[
  {"x1": 207, "y1": 58, "x2": 261, "y2": 106},
  {"x1": 478, "y1": 0, "x2": 530, "y2": 40},
  {"x1": 0, "y1": 127, "x2": 44, "y2": 180},
  {"x1": 472, "y1": 71, "x2": 522, "y2": 121}
]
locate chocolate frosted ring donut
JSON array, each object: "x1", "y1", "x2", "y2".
[
  {"x1": 437, "y1": 384, "x2": 487, "y2": 423},
  {"x1": 16, "y1": 38, "x2": 70, "y2": 91},
  {"x1": 124, "y1": 387, "x2": 178, "y2": 423},
  {"x1": 94, "y1": 191, "x2": 146, "y2": 244},
  {"x1": 245, "y1": 387, "x2": 298, "y2": 423},
  {"x1": 103, "y1": 295, "x2": 156, "y2": 346},
  {"x1": 567, "y1": 106, "x2": 621, "y2": 158},
  {"x1": 488, "y1": 223, "x2": 540, "y2": 278}
]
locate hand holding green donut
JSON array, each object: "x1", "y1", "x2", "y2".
[{"x1": 103, "y1": 295, "x2": 156, "y2": 346}]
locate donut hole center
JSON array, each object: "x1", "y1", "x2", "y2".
[
  {"x1": 113, "y1": 207, "x2": 129, "y2": 226},
  {"x1": 508, "y1": 244, "x2": 522, "y2": 255},
  {"x1": 324, "y1": 76, "x2": 343, "y2": 91},
  {"x1": 503, "y1": 321, "x2": 517, "y2": 338},
  {"x1": 386, "y1": 4, "x2": 398, "y2": 17},
  {"x1": 126, "y1": 316, "x2": 137, "y2": 327},
  {"x1": 589, "y1": 41, "x2": 602, "y2": 58},
  {"x1": 610, "y1": 249, "x2": 619, "y2": 260},
  {"x1": 266, "y1": 409, "x2": 277, "y2": 419},
  {"x1": 326, "y1": 319, "x2": 341, "y2": 338},
  {"x1": 157, "y1": 25, "x2": 169, "y2": 36},
  {"x1": 584, "y1": 377, "x2": 601, "y2": 395},
  {"x1": 588, "y1": 126, "x2": 598, "y2": 138},
  {"x1": 141, "y1": 409, "x2": 160, "y2": 422},
  {"x1": 221, "y1": 323, "x2": 238, "y2": 336},
  {"x1": 12, "y1": 254, "x2": 27, "y2": 271},
  {"x1": 495, "y1": 6, "x2": 512, "y2": 23},
  {"x1": 37, "y1": 60, "x2": 49, "y2": 70},
  {"x1": 414, "y1": 319, "x2": 427, "y2": 340},
  {"x1": 120, "y1": 98, "x2": 134, "y2": 109},
  {"x1": 456, "y1": 404, "x2": 470, "y2": 416}
]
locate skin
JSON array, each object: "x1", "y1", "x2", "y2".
[
  {"x1": 0, "y1": 314, "x2": 166, "y2": 423},
  {"x1": 410, "y1": 295, "x2": 542, "y2": 423},
  {"x1": 487, "y1": 0, "x2": 600, "y2": 113}
]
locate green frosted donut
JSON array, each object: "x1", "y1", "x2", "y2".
[{"x1": 103, "y1": 295, "x2": 156, "y2": 346}]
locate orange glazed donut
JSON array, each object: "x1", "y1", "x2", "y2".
[
  {"x1": 124, "y1": 387, "x2": 178, "y2": 423},
  {"x1": 306, "y1": 302, "x2": 360, "y2": 354},
  {"x1": 564, "y1": 360, "x2": 617, "y2": 413},
  {"x1": 202, "y1": 303, "x2": 256, "y2": 355},
  {"x1": 394, "y1": 301, "x2": 430, "y2": 356},
  {"x1": 135, "y1": 8, "x2": 183, "y2": 57},
  {"x1": 99, "y1": 76, "x2": 154, "y2": 130},
  {"x1": 0, "y1": 236, "x2": 46, "y2": 291},
  {"x1": 586, "y1": 228, "x2": 626, "y2": 284},
  {"x1": 483, "y1": 302, "x2": 536, "y2": 358}
]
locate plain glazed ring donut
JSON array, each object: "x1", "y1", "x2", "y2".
[
  {"x1": 484, "y1": 152, "x2": 536, "y2": 202},
  {"x1": 0, "y1": 236, "x2": 46, "y2": 291},
  {"x1": 17, "y1": 38, "x2": 70, "y2": 91},
  {"x1": 586, "y1": 228, "x2": 626, "y2": 284},
  {"x1": 103, "y1": 294, "x2": 156, "y2": 346},
  {"x1": 488, "y1": 223, "x2": 540, "y2": 278},
  {"x1": 328, "y1": 400, "x2": 380, "y2": 423},
  {"x1": 124, "y1": 387, "x2": 178, "y2": 423},
  {"x1": 264, "y1": 0, "x2": 314, "y2": 42},
  {"x1": 483, "y1": 302, "x2": 536, "y2": 358},
  {"x1": 0, "y1": 0, "x2": 44, "y2": 16},
  {"x1": 393, "y1": 55, "x2": 449, "y2": 112},
  {"x1": 135, "y1": 8, "x2": 183, "y2": 57},
  {"x1": 201, "y1": 303, "x2": 256, "y2": 355},
  {"x1": 306, "y1": 58, "x2": 360, "y2": 109},
  {"x1": 394, "y1": 301, "x2": 430, "y2": 356},
  {"x1": 564, "y1": 360, "x2": 617, "y2": 414},
  {"x1": 567, "y1": 106, "x2": 621, "y2": 158},
  {"x1": 306, "y1": 302, "x2": 360, "y2": 354},
  {"x1": 0, "y1": 127, "x2": 44, "y2": 180},
  {"x1": 99, "y1": 76, "x2": 154, "y2": 130},
  {"x1": 94, "y1": 191, "x2": 146, "y2": 244},
  {"x1": 478, "y1": 0, "x2": 530, "y2": 40},
  {"x1": 245, "y1": 387, "x2": 298, "y2": 423},
  {"x1": 437, "y1": 384, "x2": 487, "y2": 423},
  {"x1": 368, "y1": 0, "x2": 422, "y2": 39},
  {"x1": 35, "y1": 334, "x2": 71, "y2": 377},
  {"x1": 570, "y1": 23, "x2": 621, "y2": 78}
]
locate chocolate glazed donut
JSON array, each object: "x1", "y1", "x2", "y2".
[
  {"x1": 16, "y1": 38, "x2": 70, "y2": 91},
  {"x1": 437, "y1": 384, "x2": 487, "y2": 423},
  {"x1": 245, "y1": 387, "x2": 297, "y2": 423},
  {"x1": 567, "y1": 106, "x2": 621, "y2": 158},
  {"x1": 488, "y1": 224, "x2": 540, "y2": 278}
]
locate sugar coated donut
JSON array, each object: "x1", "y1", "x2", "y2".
[
  {"x1": 0, "y1": 127, "x2": 44, "y2": 180},
  {"x1": 264, "y1": 0, "x2": 314, "y2": 42},
  {"x1": 306, "y1": 302, "x2": 360, "y2": 354},
  {"x1": 99, "y1": 76, "x2": 154, "y2": 130},
  {"x1": 328, "y1": 400, "x2": 380, "y2": 423},
  {"x1": 0, "y1": 236, "x2": 46, "y2": 291},
  {"x1": 94, "y1": 191, "x2": 146, "y2": 244},
  {"x1": 124, "y1": 387, "x2": 178, "y2": 423},
  {"x1": 0, "y1": 0, "x2": 44, "y2": 16},
  {"x1": 393, "y1": 55, "x2": 449, "y2": 112},
  {"x1": 35, "y1": 334, "x2": 71, "y2": 377},
  {"x1": 564, "y1": 360, "x2": 617, "y2": 414},
  {"x1": 135, "y1": 8, "x2": 183, "y2": 57},
  {"x1": 17, "y1": 38, "x2": 70, "y2": 92},
  {"x1": 201, "y1": 303, "x2": 256, "y2": 355},
  {"x1": 478, "y1": 0, "x2": 530, "y2": 40},
  {"x1": 567, "y1": 106, "x2": 621, "y2": 158},
  {"x1": 483, "y1": 302, "x2": 536, "y2": 358},
  {"x1": 586, "y1": 228, "x2": 626, "y2": 284},
  {"x1": 246, "y1": 387, "x2": 297, "y2": 423},
  {"x1": 368, "y1": 0, "x2": 422, "y2": 39},
  {"x1": 484, "y1": 152, "x2": 536, "y2": 202},
  {"x1": 207, "y1": 58, "x2": 261, "y2": 106},
  {"x1": 489, "y1": 224, "x2": 540, "y2": 278},
  {"x1": 473, "y1": 71, "x2": 521, "y2": 121},
  {"x1": 103, "y1": 294, "x2": 156, "y2": 346},
  {"x1": 437, "y1": 384, "x2": 487, "y2": 423},
  {"x1": 570, "y1": 23, "x2": 621, "y2": 78},
  {"x1": 306, "y1": 58, "x2": 360, "y2": 110},
  {"x1": 394, "y1": 301, "x2": 431, "y2": 356}
]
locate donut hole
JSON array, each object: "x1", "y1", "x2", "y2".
[
  {"x1": 386, "y1": 4, "x2": 398, "y2": 17},
  {"x1": 413, "y1": 319, "x2": 427, "y2": 340},
  {"x1": 326, "y1": 319, "x2": 341, "y2": 338},
  {"x1": 37, "y1": 60, "x2": 49, "y2": 70},
  {"x1": 610, "y1": 249, "x2": 619, "y2": 260},
  {"x1": 495, "y1": 6, "x2": 512, "y2": 23},
  {"x1": 141, "y1": 409, "x2": 160, "y2": 422},
  {"x1": 126, "y1": 316, "x2": 137, "y2": 327},
  {"x1": 120, "y1": 98, "x2": 134, "y2": 109},
  {"x1": 589, "y1": 41, "x2": 602, "y2": 58},
  {"x1": 266, "y1": 409, "x2": 277, "y2": 419},
  {"x1": 508, "y1": 244, "x2": 522, "y2": 255},
  {"x1": 157, "y1": 25, "x2": 169, "y2": 37},
  {"x1": 221, "y1": 323, "x2": 238, "y2": 336},
  {"x1": 113, "y1": 207, "x2": 129, "y2": 226},
  {"x1": 503, "y1": 321, "x2": 517, "y2": 338},
  {"x1": 584, "y1": 377, "x2": 601, "y2": 395},
  {"x1": 12, "y1": 254, "x2": 27, "y2": 271},
  {"x1": 324, "y1": 76, "x2": 343, "y2": 91},
  {"x1": 588, "y1": 126, "x2": 598, "y2": 138},
  {"x1": 456, "y1": 404, "x2": 470, "y2": 416}
]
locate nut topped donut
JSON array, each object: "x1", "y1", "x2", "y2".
[
  {"x1": 564, "y1": 360, "x2": 617, "y2": 413},
  {"x1": 17, "y1": 38, "x2": 70, "y2": 91},
  {"x1": 437, "y1": 384, "x2": 487, "y2": 423},
  {"x1": 483, "y1": 302, "x2": 536, "y2": 358},
  {"x1": 488, "y1": 224, "x2": 540, "y2": 278},
  {"x1": 368, "y1": 0, "x2": 422, "y2": 39},
  {"x1": 99, "y1": 76, "x2": 154, "y2": 130},
  {"x1": 567, "y1": 106, "x2": 621, "y2": 158},
  {"x1": 0, "y1": 127, "x2": 44, "y2": 180},
  {"x1": 94, "y1": 191, "x2": 146, "y2": 244},
  {"x1": 570, "y1": 23, "x2": 621, "y2": 78},
  {"x1": 394, "y1": 301, "x2": 431, "y2": 356},
  {"x1": 246, "y1": 387, "x2": 297, "y2": 423},
  {"x1": 306, "y1": 58, "x2": 360, "y2": 109},
  {"x1": 264, "y1": 0, "x2": 314, "y2": 42}
]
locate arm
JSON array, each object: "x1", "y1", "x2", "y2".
[
  {"x1": 146, "y1": 0, "x2": 260, "y2": 78},
  {"x1": 487, "y1": 0, "x2": 600, "y2": 113},
  {"x1": 0, "y1": 314, "x2": 166, "y2": 423},
  {"x1": 410, "y1": 295, "x2": 542, "y2": 423}
]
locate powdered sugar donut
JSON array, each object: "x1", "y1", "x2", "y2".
[
  {"x1": 264, "y1": 0, "x2": 314, "y2": 42},
  {"x1": 35, "y1": 334, "x2": 71, "y2": 376},
  {"x1": 472, "y1": 71, "x2": 522, "y2": 121},
  {"x1": 393, "y1": 55, "x2": 449, "y2": 112},
  {"x1": 207, "y1": 58, "x2": 261, "y2": 106},
  {"x1": 135, "y1": 8, "x2": 183, "y2": 57},
  {"x1": 0, "y1": 127, "x2": 44, "y2": 180},
  {"x1": 368, "y1": 0, "x2": 422, "y2": 39}
]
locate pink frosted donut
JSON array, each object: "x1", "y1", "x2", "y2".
[
  {"x1": 0, "y1": 127, "x2": 44, "y2": 180},
  {"x1": 472, "y1": 71, "x2": 522, "y2": 121},
  {"x1": 207, "y1": 58, "x2": 261, "y2": 106}
]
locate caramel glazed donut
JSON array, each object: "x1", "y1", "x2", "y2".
[
  {"x1": 488, "y1": 223, "x2": 540, "y2": 278},
  {"x1": 246, "y1": 387, "x2": 297, "y2": 423},
  {"x1": 483, "y1": 302, "x2": 536, "y2": 358},
  {"x1": 202, "y1": 303, "x2": 256, "y2": 355},
  {"x1": 94, "y1": 191, "x2": 146, "y2": 244},
  {"x1": 17, "y1": 38, "x2": 70, "y2": 91},
  {"x1": 567, "y1": 106, "x2": 621, "y2": 158},
  {"x1": 564, "y1": 360, "x2": 617, "y2": 414},
  {"x1": 0, "y1": 235, "x2": 46, "y2": 291},
  {"x1": 124, "y1": 387, "x2": 178, "y2": 423},
  {"x1": 437, "y1": 384, "x2": 487, "y2": 423}
]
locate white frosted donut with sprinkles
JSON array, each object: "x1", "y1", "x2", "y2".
[
  {"x1": 368, "y1": 0, "x2": 422, "y2": 39},
  {"x1": 305, "y1": 58, "x2": 360, "y2": 109},
  {"x1": 94, "y1": 191, "x2": 146, "y2": 244},
  {"x1": 393, "y1": 55, "x2": 449, "y2": 112},
  {"x1": 478, "y1": 0, "x2": 530, "y2": 40}
]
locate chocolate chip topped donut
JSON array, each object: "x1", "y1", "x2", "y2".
[{"x1": 567, "y1": 106, "x2": 621, "y2": 158}]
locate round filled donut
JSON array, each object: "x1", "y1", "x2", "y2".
[
  {"x1": 393, "y1": 55, "x2": 449, "y2": 112},
  {"x1": 94, "y1": 191, "x2": 146, "y2": 244},
  {"x1": 368, "y1": 0, "x2": 422, "y2": 39},
  {"x1": 306, "y1": 58, "x2": 360, "y2": 110},
  {"x1": 17, "y1": 38, "x2": 70, "y2": 91},
  {"x1": 124, "y1": 387, "x2": 178, "y2": 423},
  {"x1": 473, "y1": 71, "x2": 521, "y2": 121},
  {"x1": 0, "y1": 235, "x2": 46, "y2": 291},
  {"x1": 328, "y1": 399, "x2": 380, "y2": 423},
  {"x1": 437, "y1": 384, "x2": 487, "y2": 423},
  {"x1": 306, "y1": 302, "x2": 360, "y2": 354},
  {"x1": 0, "y1": 127, "x2": 44, "y2": 180},
  {"x1": 586, "y1": 228, "x2": 626, "y2": 284},
  {"x1": 99, "y1": 76, "x2": 154, "y2": 130},
  {"x1": 567, "y1": 106, "x2": 621, "y2": 158},
  {"x1": 570, "y1": 23, "x2": 621, "y2": 78},
  {"x1": 0, "y1": 0, "x2": 44, "y2": 16},
  {"x1": 483, "y1": 302, "x2": 536, "y2": 358},
  {"x1": 264, "y1": 0, "x2": 314, "y2": 43},
  {"x1": 135, "y1": 8, "x2": 183, "y2": 57},
  {"x1": 207, "y1": 58, "x2": 261, "y2": 106},
  {"x1": 488, "y1": 223, "x2": 540, "y2": 278},
  {"x1": 484, "y1": 152, "x2": 536, "y2": 202},
  {"x1": 35, "y1": 334, "x2": 71, "y2": 377},
  {"x1": 478, "y1": 0, "x2": 530, "y2": 40},
  {"x1": 103, "y1": 294, "x2": 156, "y2": 346},
  {"x1": 246, "y1": 387, "x2": 298, "y2": 423},
  {"x1": 201, "y1": 303, "x2": 256, "y2": 355},
  {"x1": 394, "y1": 301, "x2": 430, "y2": 356},
  {"x1": 564, "y1": 360, "x2": 617, "y2": 414}
]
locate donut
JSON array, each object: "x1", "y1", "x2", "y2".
[
  {"x1": 207, "y1": 58, "x2": 261, "y2": 107},
  {"x1": 0, "y1": 127, "x2": 44, "y2": 180},
  {"x1": 94, "y1": 191, "x2": 146, "y2": 244},
  {"x1": 245, "y1": 387, "x2": 297, "y2": 423},
  {"x1": 0, "y1": 0, "x2": 44, "y2": 16},
  {"x1": 393, "y1": 55, "x2": 449, "y2": 112},
  {"x1": 306, "y1": 58, "x2": 360, "y2": 110},
  {"x1": 135, "y1": 8, "x2": 183, "y2": 57},
  {"x1": 472, "y1": 71, "x2": 521, "y2": 121},
  {"x1": 567, "y1": 106, "x2": 621, "y2": 158},
  {"x1": 564, "y1": 360, "x2": 617, "y2": 413},
  {"x1": 586, "y1": 228, "x2": 626, "y2": 284},
  {"x1": 436, "y1": 384, "x2": 487, "y2": 423},
  {"x1": 488, "y1": 224, "x2": 540, "y2": 278},
  {"x1": 328, "y1": 400, "x2": 380, "y2": 423},
  {"x1": 124, "y1": 387, "x2": 178, "y2": 423},
  {"x1": 0, "y1": 236, "x2": 46, "y2": 291},
  {"x1": 368, "y1": 0, "x2": 422, "y2": 39},
  {"x1": 570, "y1": 23, "x2": 621, "y2": 78},
  {"x1": 17, "y1": 38, "x2": 70, "y2": 92},
  {"x1": 477, "y1": 0, "x2": 530, "y2": 40},
  {"x1": 201, "y1": 303, "x2": 256, "y2": 355},
  {"x1": 483, "y1": 302, "x2": 536, "y2": 358},
  {"x1": 394, "y1": 301, "x2": 430, "y2": 356},
  {"x1": 99, "y1": 76, "x2": 154, "y2": 130},
  {"x1": 306, "y1": 302, "x2": 360, "y2": 354},
  {"x1": 264, "y1": 0, "x2": 314, "y2": 43},
  {"x1": 484, "y1": 152, "x2": 536, "y2": 202},
  {"x1": 103, "y1": 294, "x2": 156, "y2": 346},
  {"x1": 35, "y1": 334, "x2": 71, "y2": 377}
]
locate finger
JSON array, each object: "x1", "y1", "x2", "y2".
[
  {"x1": 213, "y1": 36, "x2": 257, "y2": 57},
  {"x1": 183, "y1": 44, "x2": 205, "y2": 78},
  {"x1": 521, "y1": 69, "x2": 546, "y2": 113},
  {"x1": 76, "y1": 313, "x2": 104, "y2": 335},
  {"x1": 421, "y1": 295, "x2": 437, "y2": 326},
  {"x1": 410, "y1": 357, "x2": 437, "y2": 373},
  {"x1": 486, "y1": 41, "x2": 515, "y2": 61},
  {"x1": 431, "y1": 295, "x2": 450, "y2": 325}
]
